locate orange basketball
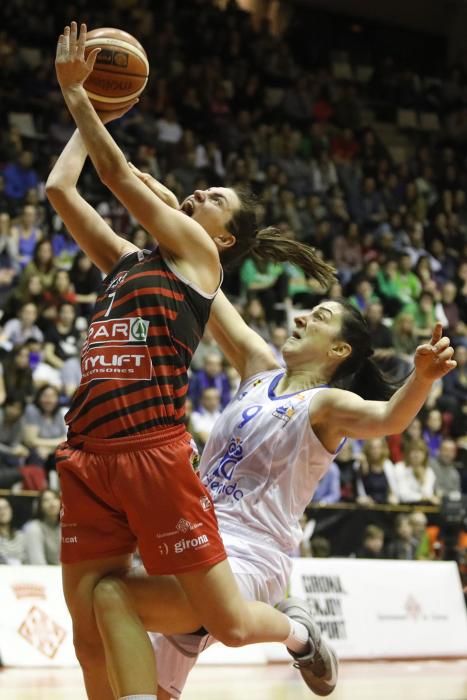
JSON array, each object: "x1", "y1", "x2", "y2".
[{"x1": 84, "y1": 28, "x2": 149, "y2": 111}]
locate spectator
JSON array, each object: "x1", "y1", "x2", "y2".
[
  {"x1": 355, "y1": 524, "x2": 385, "y2": 559},
  {"x1": 406, "y1": 290, "x2": 447, "y2": 341},
  {"x1": 312, "y1": 461, "x2": 340, "y2": 504},
  {"x1": 349, "y1": 277, "x2": 380, "y2": 315},
  {"x1": 69, "y1": 252, "x2": 103, "y2": 319},
  {"x1": 364, "y1": 301, "x2": 393, "y2": 349},
  {"x1": 23, "y1": 385, "x2": 67, "y2": 475},
  {"x1": 334, "y1": 440, "x2": 359, "y2": 501},
  {"x1": 386, "y1": 514, "x2": 417, "y2": 560},
  {"x1": 23, "y1": 488, "x2": 60, "y2": 565},
  {"x1": 43, "y1": 302, "x2": 81, "y2": 369},
  {"x1": 20, "y1": 239, "x2": 56, "y2": 291},
  {"x1": 1, "y1": 344, "x2": 35, "y2": 403},
  {"x1": 242, "y1": 297, "x2": 272, "y2": 342},
  {"x1": 357, "y1": 438, "x2": 398, "y2": 505},
  {"x1": 42, "y1": 269, "x2": 77, "y2": 320},
  {"x1": 0, "y1": 497, "x2": 26, "y2": 564},
  {"x1": 2, "y1": 273, "x2": 46, "y2": 323},
  {"x1": 10, "y1": 204, "x2": 42, "y2": 269},
  {"x1": 422, "y1": 409, "x2": 444, "y2": 458},
  {"x1": 442, "y1": 345, "x2": 467, "y2": 435},
  {"x1": 189, "y1": 352, "x2": 230, "y2": 410},
  {"x1": 0, "y1": 396, "x2": 28, "y2": 488},
  {"x1": 394, "y1": 439, "x2": 439, "y2": 504},
  {"x1": 441, "y1": 281, "x2": 461, "y2": 335},
  {"x1": 190, "y1": 327, "x2": 223, "y2": 372},
  {"x1": 240, "y1": 258, "x2": 286, "y2": 322},
  {"x1": 309, "y1": 536, "x2": 332, "y2": 558},
  {"x1": 2, "y1": 151, "x2": 39, "y2": 204},
  {"x1": 431, "y1": 438, "x2": 462, "y2": 498},
  {"x1": 332, "y1": 221, "x2": 363, "y2": 284},
  {"x1": 392, "y1": 311, "x2": 419, "y2": 359},
  {"x1": 1, "y1": 302, "x2": 44, "y2": 349},
  {"x1": 190, "y1": 387, "x2": 222, "y2": 449},
  {"x1": 408, "y1": 511, "x2": 431, "y2": 560}
]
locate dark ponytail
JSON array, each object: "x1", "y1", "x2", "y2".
[
  {"x1": 221, "y1": 188, "x2": 336, "y2": 287},
  {"x1": 331, "y1": 299, "x2": 401, "y2": 400}
]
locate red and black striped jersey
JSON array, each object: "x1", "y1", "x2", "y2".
[{"x1": 66, "y1": 248, "x2": 216, "y2": 443}]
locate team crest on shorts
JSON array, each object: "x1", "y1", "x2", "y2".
[{"x1": 200, "y1": 496, "x2": 212, "y2": 511}]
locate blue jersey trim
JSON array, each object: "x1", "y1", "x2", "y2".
[{"x1": 267, "y1": 372, "x2": 328, "y2": 401}]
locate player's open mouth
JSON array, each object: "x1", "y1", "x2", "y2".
[
  {"x1": 181, "y1": 198, "x2": 195, "y2": 216},
  {"x1": 292, "y1": 330, "x2": 301, "y2": 339}
]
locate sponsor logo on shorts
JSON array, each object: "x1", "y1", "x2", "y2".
[
  {"x1": 174, "y1": 534, "x2": 209, "y2": 554},
  {"x1": 176, "y1": 519, "x2": 202, "y2": 534},
  {"x1": 61, "y1": 536, "x2": 78, "y2": 544},
  {"x1": 80, "y1": 345, "x2": 152, "y2": 383},
  {"x1": 156, "y1": 520, "x2": 203, "y2": 539}
]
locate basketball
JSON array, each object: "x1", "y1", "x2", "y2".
[{"x1": 84, "y1": 28, "x2": 149, "y2": 111}]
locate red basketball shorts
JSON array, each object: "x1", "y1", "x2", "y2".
[{"x1": 56, "y1": 425, "x2": 227, "y2": 575}]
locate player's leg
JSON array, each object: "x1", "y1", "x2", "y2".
[
  {"x1": 62, "y1": 554, "x2": 132, "y2": 700},
  {"x1": 93, "y1": 572, "x2": 203, "y2": 698},
  {"x1": 151, "y1": 631, "x2": 212, "y2": 700},
  {"x1": 153, "y1": 565, "x2": 263, "y2": 700}
]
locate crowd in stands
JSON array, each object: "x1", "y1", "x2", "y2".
[{"x1": 0, "y1": 0, "x2": 466, "y2": 568}]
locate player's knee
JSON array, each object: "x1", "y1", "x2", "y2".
[
  {"x1": 73, "y1": 634, "x2": 105, "y2": 670},
  {"x1": 215, "y1": 624, "x2": 249, "y2": 648},
  {"x1": 93, "y1": 576, "x2": 126, "y2": 615}
]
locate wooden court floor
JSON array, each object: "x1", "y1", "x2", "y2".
[{"x1": 1, "y1": 660, "x2": 466, "y2": 700}]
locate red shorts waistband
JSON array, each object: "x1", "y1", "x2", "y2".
[{"x1": 66, "y1": 424, "x2": 187, "y2": 453}]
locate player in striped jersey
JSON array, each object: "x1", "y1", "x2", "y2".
[{"x1": 50, "y1": 22, "x2": 339, "y2": 700}]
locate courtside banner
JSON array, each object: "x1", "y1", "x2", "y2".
[
  {"x1": 0, "y1": 566, "x2": 76, "y2": 666},
  {"x1": 283, "y1": 558, "x2": 467, "y2": 659},
  {"x1": 1, "y1": 560, "x2": 466, "y2": 667}
]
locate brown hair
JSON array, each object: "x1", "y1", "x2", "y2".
[
  {"x1": 403, "y1": 438, "x2": 429, "y2": 465},
  {"x1": 221, "y1": 188, "x2": 336, "y2": 288}
]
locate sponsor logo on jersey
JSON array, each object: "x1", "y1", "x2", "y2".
[
  {"x1": 106, "y1": 271, "x2": 128, "y2": 292},
  {"x1": 237, "y1": 378, "x2": 263, "y2": 400},
  {"x1": 272, "y1": 403, "x2": 296, "y2": 426},
  {"x1": 174, "y1": 534, "x2": 209, "y2": 554},
  {"x1": 85, "y1": 317, "x2": 149, "y2": 349},
  {"x1": 204, "y1": 437, "x2": 245, "y2": 501},
  {"x1": 80, "y1": 345, "x2": 152, "y2": 383}
]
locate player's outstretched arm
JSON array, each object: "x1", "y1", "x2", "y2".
[
  {"x1": 45, "y1": 128, "x2": 138, "y2": 274},
  {"x1": 312, "y1": 323, "x2": 457, "y2": 442},
  {"x1": 54, "y1": 22, "x2": 220, "y2": 293},
  {"x1": 208, "y1": 291, "x2": 280, "y2": 379}
]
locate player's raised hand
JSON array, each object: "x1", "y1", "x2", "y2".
[
  {"x1": 128, "y1": 163, "x2": 180, "y2": 209},
  {"x1": 55, "y1": 21, "x2": 100, "y2": 92},
  {"x1": 413, "y1": 322, "x2": 457, "y2": 381}
]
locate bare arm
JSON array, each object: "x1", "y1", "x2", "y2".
[
  {"x1": 45, "y1": 128, "x2": 138, "y2": 274},
  {"x1": 312, "y1": 324, "x2": 456, "y2": 446},
  {"x1": 55, "y1": 23, "x2": 220, "y2": 292},
  {"x1": 208, "y1": 291, "x2": 280, "y2": 379}
]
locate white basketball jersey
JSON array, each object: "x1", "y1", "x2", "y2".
[{"x1": 200, "y1": 369, "x2": 336, "y2": 555}]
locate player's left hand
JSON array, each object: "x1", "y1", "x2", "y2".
[
  {"x1": 413, "y1": 323, "x2": 457, "y2": 382},
  {"x1": 55, "y1": 21, "x2": 99, "y2": 92}
]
